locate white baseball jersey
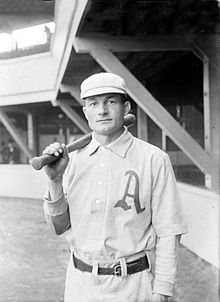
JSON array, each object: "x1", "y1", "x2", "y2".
[{"x1": 44, "y1": 127, "x2": 187, "y2": 300}]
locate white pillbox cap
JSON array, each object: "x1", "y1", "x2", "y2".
[{"x1": 80, "y1": 72, "x2": 127, "y2": 99}]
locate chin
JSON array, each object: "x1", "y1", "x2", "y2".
[
  {"x1": 96, "y1": 128, "x2": 113, "y2": 135},
  {"x1": 96, "y1": 125, "x2": 124, "y2": 136}
]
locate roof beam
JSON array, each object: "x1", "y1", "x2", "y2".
[
  {"x1": 74, "y1": 41, "x2": 216, "y2": 177},
  {"x1": 60, "y1": 84, "x2": 81, "y2": 106},
  {"x1": 74, "y1": 34, "x2": 191, "y2": 53},
  {"x1": 54, "y1": 0, "x2": 90, "y2": 95},
  {"x1": 0, "y1": 90, "x2": 56, "y2": 107},
  {"x1": 189, "y1": 35, "x2": 219, "y2": 71},
  {"x1": 71, "y1": 0, "x2": 91, "y2": 37},
  {"x1": 55, "y1": 100, "x2": 90, "y2": 134}
]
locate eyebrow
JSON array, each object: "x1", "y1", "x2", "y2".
[
  {"x1": 84, "y1": 94, "x2": 121, "y2": 104},
  {"x1": 85, "y1": 97, "x2": 96, "y2": 102},
  {"x1": 106, "y1": 94, "x2": 118, "y2": 99}
]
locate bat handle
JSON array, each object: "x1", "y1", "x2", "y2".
[
  {"x1": 31, "y1": 114, "x2": 135, "y2": 170},
  {"x1": 31, "y1": 133, "x2": 92, "y2": 170}
]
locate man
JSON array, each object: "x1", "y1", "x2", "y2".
[
  {"x1": 0, "y1": 140, "x2": 10, "y2": 163},
  {"x1": 7, "y1": 139, "x2": 21, "y2": 164},
  {"x1": 43, "y1": 72, "x2": 187, "y2": 302}
]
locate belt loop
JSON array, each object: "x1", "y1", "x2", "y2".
[
  {"x1": 145, "y1": 251, "x2": 152, "y2": 272},
  {"x1": 119, "y1": 258, "x2": 127, "y2": 278},
  {"x1": 91, "y1": 260, "x2": 100, "y2": 285},
  {"x1": 71, "y1": 250, "x2": 75, "y2": 268}
]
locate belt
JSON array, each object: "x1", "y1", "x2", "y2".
[{"x1": 73, "y1": 254, "x2": 149, "y2": 276}]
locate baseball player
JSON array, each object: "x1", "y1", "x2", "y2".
[{"x1": 42, "y1": 72, "x2": 187, "y2": 302}]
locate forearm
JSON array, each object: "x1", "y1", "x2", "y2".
[
  {"x1": 43, "y1": 181, "x2": 71, "y2": 235},
  {"x1": 153, "y1": 235, "x2": 180, "y2": 297},
  {"x1": 48, "y1": 178, "x2": 63, "y2": 200}
]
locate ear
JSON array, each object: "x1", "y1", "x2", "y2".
[
  {"x1": 82, "y1": 106, "x2": 88, "y2": 121},
  {"x1": 123, "y1": 101, "x2": 131, "y2": 116}
]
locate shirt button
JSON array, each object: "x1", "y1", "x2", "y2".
[
  {"x1": 95, "y1": 199, "x2": 101, "y2": 204},
  {"x1": 98, "y1": 181, "x2": 102, "y2": 185}
]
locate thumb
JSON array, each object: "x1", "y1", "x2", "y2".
[{"x1": 61, "y1": 143, "x2": 69, "y2": 157}]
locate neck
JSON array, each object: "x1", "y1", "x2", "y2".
[{"x1": 94, "y1": 128, "x2": 124, "y2": 146}]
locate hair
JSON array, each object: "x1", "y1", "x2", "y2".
[{"x1": 120, "y1": 93, "x2": 128, "y2": 104}]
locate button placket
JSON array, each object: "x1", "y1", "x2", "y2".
[{"x1": 88, "y1": 148, "x2": 109, "y2": 239}]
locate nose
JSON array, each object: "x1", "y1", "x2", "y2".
[{"x1": 97, "y1": 102, "x2": 108, "y2": 115}]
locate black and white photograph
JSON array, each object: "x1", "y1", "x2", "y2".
[{"x1": 0, "y1": 1, "x2": 219, "y2": 301}]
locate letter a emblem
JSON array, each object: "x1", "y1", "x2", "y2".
[{"x1": 114, "y1": 170, "x2": 145, "y2": 214}]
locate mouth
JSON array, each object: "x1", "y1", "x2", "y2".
[{"x1": 97, "y1": 119, "x2": 112, "y2": 123}]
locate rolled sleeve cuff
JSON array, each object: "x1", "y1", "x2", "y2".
[
  {"x1": 43, "y1": 191, "x2": 68, "y2": 216},
  {"x1": 153, "y1": 279, "x2": 174, "y2": 297},
  {"x1": 154, "y1": 223, "x2": 188, "y2": 237}
]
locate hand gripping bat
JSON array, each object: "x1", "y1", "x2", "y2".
[{"x1": 31, "y1": 114, "x2": 135, "y2": 170}]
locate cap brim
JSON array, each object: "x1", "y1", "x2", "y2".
[{"x1": 81, "y1": 87, "x2": 126, "y2": 99}]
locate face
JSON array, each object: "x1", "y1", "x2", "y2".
[{"x1": 83, "y1": 93, "x2": 130, "y2": 139}]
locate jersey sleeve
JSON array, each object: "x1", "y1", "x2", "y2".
[
  {"x1": 151, "y1": 153, "x2": 188, "y2": 237},
  {"x1": 42, "y1": 151, "x2": 77, "y2": 235},
  {"x1": 43, "y1": 191, "x2": 71, "y2": 235},
  {"x1": 152, "y1": 235, "x2": 180, "y2": 296}
]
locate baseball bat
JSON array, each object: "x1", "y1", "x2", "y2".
[{"x1": 31, "y1": 114, "x2": 135, "y2": 170}]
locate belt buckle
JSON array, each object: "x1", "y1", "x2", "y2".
[{"x1": 113, "y1": 264, "x2": 121, "y2": 276}]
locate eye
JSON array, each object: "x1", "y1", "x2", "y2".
[
  {"x1": 88, "y1": 101, "x2": 97, "y2": 107},
  {"x1": 107, "y1": 99, "x2": 117, "y2": 105}
]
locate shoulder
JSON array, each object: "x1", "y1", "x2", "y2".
[
  {"x1": 64, "y1": 148, "x2": 83, "y2": 181},
  {"x1": 68, "y1": 148, "x2": 83, "y2": 163},
  {"x1": 132, "y1": 136, "x2": 169, "y2": 160},
  {"x1": 67, "y1": 142, "x2": 91, "y2": 165},
  {"x1": 130, "y1": 136, "x2": 172, "y2": 173}
]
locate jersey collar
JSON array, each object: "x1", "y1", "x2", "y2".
[{"x1": 87, "y1": 127, "x2": 133, "y2": 158}]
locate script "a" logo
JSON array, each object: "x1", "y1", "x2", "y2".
[{"x1": 114, "y1": 170, "x2": 145, "y2": 214}]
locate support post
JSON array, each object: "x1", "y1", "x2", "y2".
[
  {"x1": 162, "y1": 131, "x2": 167, "y2": 152},
  {"x1": 208, "y1": 46, "x2": 220, "y2": 193},
  {"x1": 137, "y1": 107, "x2": 148, "y2": 142},
  {"x1": 193, "y1": 30, "x2": 220, "y2": 193},
  {"x1": 203, "y1": 56, "x2": 212, "y2": 189},
  {"x1": 27, "y1": 112, "x2": 38, "y2": 156},
  {"x1": 203, "y1": 56, "x2": 211, "y2": 154}
]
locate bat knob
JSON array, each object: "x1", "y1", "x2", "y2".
[{"x1": 31, "y1": 154, "x2": 57, "y2": 170}]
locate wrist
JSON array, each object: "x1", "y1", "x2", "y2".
[
  {"x1": 153, "y1": 279, "x2": 173, "y2": 297},
  {"x1": 48, "y1": 176, "x2": 63, "y2": 184},
  {"x1": 48, "y1": 179, "x2": 63, "y2": 200}
]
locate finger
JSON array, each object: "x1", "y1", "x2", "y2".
[
  {"x1": 52, "y1": 142, "x2": 62, "y2": 149},
  {"x1": 43, "y1": 146, "x2": 61, "y2": 157},
  {"x1": 52, "y1": 142, "x2": 65, "y2": 155}
]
